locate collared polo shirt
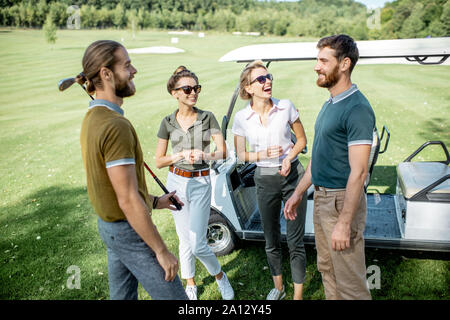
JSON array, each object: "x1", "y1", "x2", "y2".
[
  {"x1": 157, "y1": 107, "x2": 221, "y2": 171},
  {"x1": 80, "y1": 99, "x2": 152, "y2": 222},
  {"x1": 232, "y1": 98, "x2": 299, "y2": 167},
  {"x1": 311, "y1": 84, "x2": 376, "y2": 188}
]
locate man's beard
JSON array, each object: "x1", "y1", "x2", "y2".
[
  {"x1": 316, "y1": 64, "x2": 340, "y2": 88},
  {"x1": 115, "y1": 76, "x2": 136, "y2": 98}
]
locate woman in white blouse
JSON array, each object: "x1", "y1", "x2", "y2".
[{"x1": 232, "y1": 60, "x2": 308, "y2": 300}]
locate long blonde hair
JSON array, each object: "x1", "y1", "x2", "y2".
[{"x1": 239, "y1": 60, "x2": 267, "y2": 100}]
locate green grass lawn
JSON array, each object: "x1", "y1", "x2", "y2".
[{"x1": 0, "y1": 28, "x2": 449, "y2": 300}]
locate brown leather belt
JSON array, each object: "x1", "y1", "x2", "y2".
[{"x1": 169, "y1": 165, "x2": 210, "y2": 178}]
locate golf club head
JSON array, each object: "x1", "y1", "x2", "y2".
[
  {"x1": 58, "y1": 76, "x2": 94, "y2": 100},
  {"x1": 58, "y1": 77, "x2": 76, "y2": 91}
]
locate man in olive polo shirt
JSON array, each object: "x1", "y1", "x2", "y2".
[
  {"x1": 285, "y1": 35, "x2": 375, "y2": 300},
  {"x1": 79, "y1": 40, "x2": 187, "y2": 300}
]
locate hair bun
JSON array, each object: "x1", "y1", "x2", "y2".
[{"x1": 174, "y1": 66, "x2": 187, "y2": 75}]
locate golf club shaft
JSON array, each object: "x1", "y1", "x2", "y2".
[
  {"x1": 143, "y1": 162, "x2": 182, "y2": 211},
  {"x1": 80, "y1": 84, "x2": 94, "y2": 100}
]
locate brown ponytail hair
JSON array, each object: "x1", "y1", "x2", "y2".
[
  {"x1": 167, "y1": 66, "x2": 199, "y2": 94},
  {"x1": 77, "y1": 40, "x2": 124, "y2": 95}
]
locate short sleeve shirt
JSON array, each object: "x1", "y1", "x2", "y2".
[
  {"x1": 311, "y1": 85, "x2": 376, "y2": 188},
  {"x1": 157, "y1": 107, "x2": 221, "y2": 171},
  {"x1": 80, "y1": 99, "x2": 151, "y2": 222},
  {"x1": 232, "y1": 98, "x2": 300, "y2": 167}
]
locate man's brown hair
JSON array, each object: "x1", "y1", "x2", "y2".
[
  {"x1": 317, "y1": 34, "x2": 359, "y2": 73},
  {"x1": 76, "y1": 40, "x2": 124, "y2": 95}
]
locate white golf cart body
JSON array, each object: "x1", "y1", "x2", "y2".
[{"x1": 206, "y1": 37, "x2": 450, "y2": 255}]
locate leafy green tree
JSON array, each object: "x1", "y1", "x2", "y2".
[
  {"x1": 81, "y1": 5, "x2": 96, "y2": 28},
  {"x1": 9, "y1": 5, "x2": 20, "y2": 27},
  {"x1": 35, "y1": 0, "x2": 48, "y2": 26},
  {"x1": 391, "y1": 0, "x2": 413, "y2": 34},
  {"x1": 428, "y1": 19, "x2": 446, "y2": 36},
  {"x1": 442, "y1": 0, "x2": 450, "y2": 36},
  {"x1": 400, "y1": 3, "x2": 425, "y2": 38},
  {"x1": 113, "y1": 3, "x2": 126, "y2": 28},
  {"x1": 97, "y1": 7, "x2": 113, "y2": 28},
  {"x1": 43, "y1": 13, "x2": 57, "y2": 44},
  {"x1": 273, "y1": 18, "x2": 289, "y2": 36}
]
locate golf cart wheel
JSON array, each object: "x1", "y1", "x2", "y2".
[{"x1": 207, "y1": 211, "x2": 236, "y2": 257}]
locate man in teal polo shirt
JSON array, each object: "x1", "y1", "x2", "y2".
[{"x1": 285, "y1": 34, "x2": 375, "y2": 300}]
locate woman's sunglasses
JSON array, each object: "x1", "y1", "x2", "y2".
[
  {"x1": 175, "y1": 85, "x2": 202, "y2": 95},
  {"x1": 250, "y1": 73, "x2": 273, "y2": 84}
]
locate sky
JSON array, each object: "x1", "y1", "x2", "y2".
[
  {"x1": 356, "y1": 0, "x2": 393, "y2": 8},
  {"x1": 271, "y1": 0, "x2": 394, "y2": 9}
]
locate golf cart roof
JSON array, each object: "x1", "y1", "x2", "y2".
[{"x1": 219, "y1": 37, "x2": 450, "y2": 65}]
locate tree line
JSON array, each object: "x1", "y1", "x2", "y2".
[{"x1": 1, "y1": 0, "x2": 449, "y2": 39}]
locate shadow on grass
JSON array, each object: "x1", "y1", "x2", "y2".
[
  {"x1": 365, "y1": 247, "x2": 450, "y2": 300},
  {"x1": 216, "y1": 238, "x2": 449, "y2": 300},
  {"x1": 368, "y1": 165, "x2": 397, "y2": 194},
  {"x1": 2, "y1": 184, "x2": 448, "y2": 300},
  {"x1": 0, "y1": 185, "x2": 108, "y2": 300},
  {"x1": 418, "y1": 117, "x2": 450, "y2": 147},
  {"x1": 211, "y1": 240, "x2": 324, "y2": 300}
]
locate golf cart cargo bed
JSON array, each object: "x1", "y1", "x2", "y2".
[
  {"x1": 236, "y1": 193, "x2": 402, "y2": 239},
  {"x1": 365, "y1": 194, "x2": 400, "y2": 239},
  {"x1": 233, "y1": 192, "x2": 449, "y2": 252}
]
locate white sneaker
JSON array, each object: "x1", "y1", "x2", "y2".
[
  {"x1": 185, "y1": 285, "x2": 197, "y2": 300},
  {"x1": 216, "y1": 272, "x2": 234, "y2": 300},
  {"x1": 266, "y1": 285, "x2": 286, "y2": 300}
]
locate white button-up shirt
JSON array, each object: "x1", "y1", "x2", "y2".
[{"x1": 232, "y1": 98, "x2": 299, "y2": 167}]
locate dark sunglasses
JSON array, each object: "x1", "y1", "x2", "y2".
[
  {"x1": 250, "y1": 73, "x2": 273, "y2": 84},
  {"x1": 175, "y1": 85, "x2": 202, "y2": 95}
]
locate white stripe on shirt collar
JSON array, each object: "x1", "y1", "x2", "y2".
[{"x1": 328, "y1": 84, "x2": 359, "y2": 104}]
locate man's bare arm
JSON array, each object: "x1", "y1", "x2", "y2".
[
  {"x1": 331, "y1": 144, "x2": 371, "y2": 251},
  {"x1": 107, "y1": 164, "x2": 178, "y2": 281}
]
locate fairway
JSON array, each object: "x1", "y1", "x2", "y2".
[{"x1": 0, "y1": 28, "x2": 449, "y2": 300}]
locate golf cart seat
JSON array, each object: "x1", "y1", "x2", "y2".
[
  {"x1": 397, "y1": 162, "x2": 450, "y2": 200},
  {"x1": 365, "y1": 126, "x2": 390, "y2": 190},
  {"x1": 395, "y1": 141, "x2": 450, "y2": 242},
  {"x1": 396, "y1": 141, "x2": 450, "y2": 202}
]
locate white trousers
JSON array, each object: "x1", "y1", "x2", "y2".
[{"x1": 166, "y1": 171, "x2": 221, "y2": 279}]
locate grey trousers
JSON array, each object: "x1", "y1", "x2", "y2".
[
  {"x1": 254, "y1": 160, "x2": 308, "y2": 284},
  {"x1": 97, "y1": 218, "x2": 188, "y2": 300}
]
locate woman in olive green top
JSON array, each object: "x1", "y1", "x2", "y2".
[{"x1": 155, "y1": 66, "x2": 234, "y2": 300}]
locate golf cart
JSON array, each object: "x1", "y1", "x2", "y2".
[{"x1": 206, "y1": 37, "x2": 450, "y2": 256}]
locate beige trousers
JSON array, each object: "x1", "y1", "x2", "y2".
[{"x1": 313, "y1": 188, "x2": 371, "y2": 300}]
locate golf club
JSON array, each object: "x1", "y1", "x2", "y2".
[
  {"x1": 58, "y1": 76, "x2": 95, "y2": 100},
  {"x1": 143, "y1": 162, "x2": 182, "y2": 211},
  {"x1": 58, "y1": 76, "x2": 182, "y2": 210}
]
